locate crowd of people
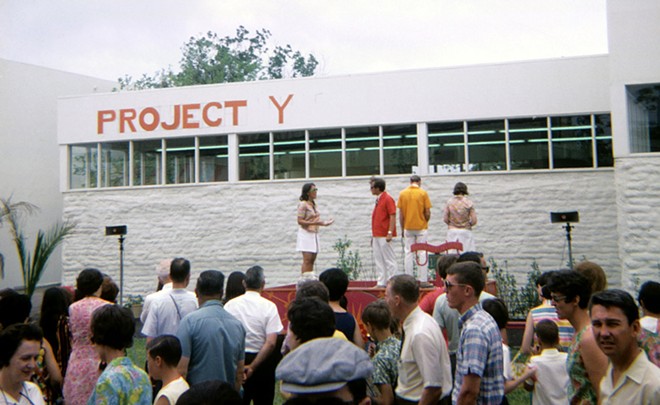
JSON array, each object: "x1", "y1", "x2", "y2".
[
  {"x1": 1, "y1": 229, "x2": 659, "y2": 405},
  {"x1": 0, "y1": 170, "x2": 658, "y2": 405}
]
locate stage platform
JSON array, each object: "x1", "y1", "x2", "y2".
[{"x1": 263, "y1": 280, "x2": 498, "y2": 337}]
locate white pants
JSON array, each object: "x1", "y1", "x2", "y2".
[
  {"x1": 403, "y1": 229, "x2": 428, "y2": 281},
  {"x1": 446, "y1": 229, "x2": 475, "y2": 252},
  {"x1": 373, "y1": 237, "x2": 399, "y2": 286}
]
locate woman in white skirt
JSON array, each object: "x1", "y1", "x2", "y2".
[
  {"x1": 297, "y1": 183, "x2": 334, "y2": 276},
  {"x1": 443, "y1": 182, "x2": 477, "y2": 252}
]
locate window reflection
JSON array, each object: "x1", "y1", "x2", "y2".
[
  {"x1": 309, "y1": 128, "x2": 342, "y2": 178},
  {"x1": 199, "y1": 136, "x2": 228, "y2": 183},
  {"x1": 551, "y1": 116, "x2": 593, "y2": 168},
  {"x1": 100, "y1": 142, "x2": 129, "y2": 187},
  {"x1": 70, "y1": 144, "x2": 98, "y2": 189},
  {"x1": 627, "y1": 83, "x2": 660, "y2": 153},
  {"x1": 345, "y1": 126, "x2": 379, "y2": 176},
  {"x1": 133, "y1": 140, "x2": 162, "y2": 186},
  {"x1": 509, "y1": 117, "x2": 549, "y2": 170},
  {"x1": 467, "y1": 120, "x2": 505, "y2": 171},
  {"x1": 165, "y1": 138, "x2": 195, "y2": 184},
  {"x1": 273, "y1": 131, "x2": 305, "y2": 179},
  {"x1": 428, "y1": 122, "x2": 465, "y2": 173},
  {"x1": 383, "y1": 124, "x2": 417, "y2": 175},
  {"x1": 239, "y1": 133, "x2": 270, "y2": 180}
]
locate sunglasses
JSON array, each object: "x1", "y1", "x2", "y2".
[
  {"x1": 445, "y1": 280, "x2": 468, "y2": 289},
  {"x1": 551, "y1": 294, "x2": 568, "y2": 303}
]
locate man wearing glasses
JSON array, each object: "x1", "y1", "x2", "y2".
[
  {"x1": 445, "y1": 261, "x2": 503, "y2": 405},
  {"x1": 432, "y1": 251, "x2": 495, "y2": 374}
]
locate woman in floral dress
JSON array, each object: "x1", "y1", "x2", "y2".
[{"x1": 62, "y1": 269, "x2": 110, "y2": 405}]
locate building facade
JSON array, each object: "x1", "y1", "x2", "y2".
[
  {"x1": 56, "y1": 0, "x2": 660, "y2": 295},
  {"x1": 0, "y1": 59, "x2": 115, "y2": 291}
]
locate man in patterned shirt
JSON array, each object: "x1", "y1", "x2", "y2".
[
  {"x1": 362, "y1": 299, "x2": 401, "y2": 405},
  {"x1": 446, "y1": 261, "x2": 503, "y2": 405}
]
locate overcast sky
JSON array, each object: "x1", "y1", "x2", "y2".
[{"x1": 0, "y1": 0, "x2": 609, "y2": 83}]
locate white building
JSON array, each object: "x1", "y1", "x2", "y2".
[
  {"x1": 0, "y1": 59, "x2": 115, "y2": 291},
  {"x1": 7, "y1": 0, "x2": 660, "y2": 296}
]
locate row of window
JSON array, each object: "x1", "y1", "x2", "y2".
[{"x1": 68, "y1": 113, "x2": 612, "y2": 189}]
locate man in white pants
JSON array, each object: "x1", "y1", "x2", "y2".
[
  {"x1": 397, "y1": 175, "x2": 433, "y2": 288},
  {"x1": 370, "y1": 177, "x2": 398, "y2": 287}
]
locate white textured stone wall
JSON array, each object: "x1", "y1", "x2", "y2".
[
  {"x1": 614, "y1": 155, "x2": 660, "y2": 290},
  {"x1": 61, "y1": 170, "x2": 621, "y2": 296}
]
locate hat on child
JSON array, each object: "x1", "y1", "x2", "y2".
[{"x1": 276, "y1": 337, "x2": 373, "y2": 394}]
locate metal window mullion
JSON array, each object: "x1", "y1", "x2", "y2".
[
  {"x1": 161, "y1": 139, "x2": 166, "y2": 185},
  {"x1": 341, "y1": 128, "x2": 347, "y2": 177},
  {"x1": 591, "y1": 115, "x2": 598, "y2": 168},
  {"x1": 463, "y1": 122, "x2": 469, "y2": 172},
  {"x1": 96, "y1": 142, "x2": 102, "y2": 188},
  {"x1": 504, "y1": 119, "x2": 511, "y2": 171},
  {"x1": 128, "y1": 141, "x2": 134, "y2": 187},
  {"x1": 379, "y1": 126, "x2": 384, "y2": 175},
  {"x1": 547, "y1": 117, "x2": 554, "y2": 170},
  {"x1": 305, "y1": 130, "x2": 310, "y2": 179},
  {"x1": 195, "y1": 137, "x2": 200, "y2": 183},
  {"x1": 269, "y1": 132, "x2": 275, "y2": 180}
]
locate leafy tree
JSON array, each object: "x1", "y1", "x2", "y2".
[
  {"x1": 119, "y1": 26, "x2": 318, "y2": 90},
  {"x1": 0, "y1": 197, "x2": 74, "y2": 298}
]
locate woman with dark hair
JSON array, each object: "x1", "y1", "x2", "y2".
[
  {"x1": 0, "y1": 323, "x2": 46, "y2": 405},
  {"x1": 223, "y1": 271, "x2": 246, "y2": 304},
  {"x1": 88, "y1": 305, "x2": 151, "y2": 404},
  {"x1": 443, "y1": 182, "x2": 477, "y2": 252},
  {"x1": 39, "y1": 287, "x2": 73, "y2": 371},
  {"x1": 296, "y1": 183, "x2": 334, "y2": 277},
  {"x1": 519, "y1": 271, "x2": 574, "y2": 354},
  {"x1": 62, "y1": 268, "x2": 111, "y2": 405},
  {"x1": 36, "y1": 287, "x2": 72, "y2": 404}
]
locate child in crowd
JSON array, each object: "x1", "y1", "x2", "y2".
[
  {"x1": 362, "y1": 299, "x2": 400, "y2": 405},
  {"x1": 146, "y1": 335, "x2": 190, "y2": 405},
  {"x1": 525, "y1": 320, "x2": 569, "y2": 405},
  {"x1": 482, "y1": 298, "x2": 536, "y2": 401}
]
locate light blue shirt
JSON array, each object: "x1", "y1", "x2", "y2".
[{"x1": 177, "y1": 299, "x2": 246, "y2": 385}]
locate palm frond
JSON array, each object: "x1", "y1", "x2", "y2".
[{"x1": 0, "y1": 196, "x2": 74, "y2": 297}]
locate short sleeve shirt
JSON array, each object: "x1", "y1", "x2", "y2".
[
  {"x1": 397, "y1": 307, "x2": 452, "y2": 401},
  {"x1": 397, "y1": 185, "x2": 432, "y2": 230},
  {"x1": 177, "y1": 300, "x2": 246, "y2": 385},
  {"x1": 452, "y1": 304, "x2": 504, "y2": 405},
  {"x1": 372, "y1": 191, "x2": 397, "y2": 237},
  {"x1": 87, "y1": 357, "x2": 152, "y2": 405},
  {"x1": 224, "y1": 291, "x2": 283, "y2": 353},
  {"x1": 297, "y1": 201, "x2": 320, "y2": 232},
  {"x1": 141, "y1": 289, "x2": 198, "y2": 338}
]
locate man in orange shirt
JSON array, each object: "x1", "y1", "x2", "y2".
[
  {"x1": 397, "y1": 175, "x2": 433, "y2": 288},
  {"x1": 370, "y1": 177, "x2": 398, "y2": 287}
]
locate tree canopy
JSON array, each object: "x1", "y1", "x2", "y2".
[{"x1": 119, "y1": 26, "x2": 319, "y2": 90}]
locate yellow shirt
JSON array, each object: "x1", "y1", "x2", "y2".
[
  {"x1": 600, "y1": 350, "x2": 660, "y2": 405},
  {"x1": 397, "y1": 185, "x2": 432, "y2": 230}
]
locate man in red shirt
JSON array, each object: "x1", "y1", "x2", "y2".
[{"x1": 371, "y1": 177, "x2": 398, "y2": 287}]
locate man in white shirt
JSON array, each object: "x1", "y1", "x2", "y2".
[
  {"x1": 590, "y1": 289, "x2": 660, "y2": 405},
  {"x1": 142, "y1": 257, "x2": 198, "y2": 342},
  {"x1": 140, "y1": 258, "x2": 173, "y2": 324},
  {"x1": 225, "y1": 265, "x2": 283, "y2": 405},
  {"x1": 385, "y1": 274, "x2": 452, "y2": 405}
]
